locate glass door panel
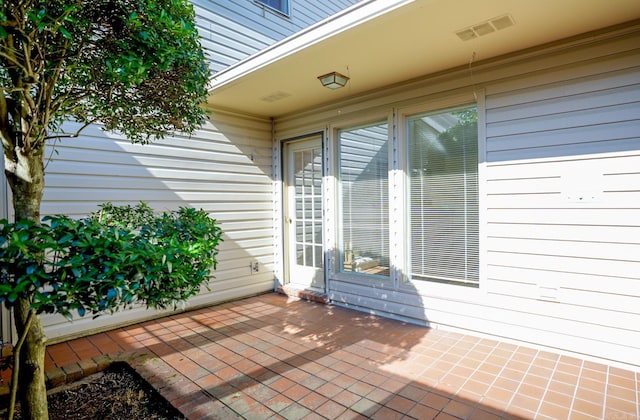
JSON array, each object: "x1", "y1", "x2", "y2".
[{"x1": 285, "y1": 136, "x2": 324, "y2": 290}]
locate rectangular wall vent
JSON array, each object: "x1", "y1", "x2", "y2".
[{"x1": 456, "y1": 14, "x2": 514, "y2": 41}]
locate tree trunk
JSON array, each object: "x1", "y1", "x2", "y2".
[
  {"x1": 6, "y1": 145, "x2": 49, "y2": 420},
  {"x1": 13, "y1": 300, "x2": 48, "y2": 420},
  {"x1": 7, "y1": 146, "x2": 45, "y2": 224}
]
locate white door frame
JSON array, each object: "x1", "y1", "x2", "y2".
[{"x1": 282, "y1": 134, "x2": 326, "y2": 292}]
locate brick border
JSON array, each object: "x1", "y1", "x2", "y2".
[{"x1": 0, "y1": 350, "x2": 151, "y2": 397}]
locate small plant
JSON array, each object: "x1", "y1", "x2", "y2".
[{"x1": 0, "y1": 202, "x2": 223, "y2": 419}]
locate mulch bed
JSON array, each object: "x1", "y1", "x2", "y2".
[{"x1": 1, "y1": 362, "x2": 185, "y2": 419}]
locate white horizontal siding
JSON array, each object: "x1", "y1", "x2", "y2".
[
  {"x1": 487, "y1": 101, "x2": 639, "y2": 142},
  {"x1": 276, "y1": 25, "x2": 640, "y2": 368},
  {"x1": 0, "y1": 158, "x2": 6, "y2": 220},
  {"x1": 481, "y1": 31, "x2": 640, "y2": 366},
  {"x1": 40, "y1": 110, "x2": 276, "y2": 341},
  {"x1": 0, "y1": 158, "x2": 12, "y2": 344}
]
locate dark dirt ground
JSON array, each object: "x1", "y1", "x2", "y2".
[{"x1": 1, "y1": 363, "x2": 185, "y2": 419}]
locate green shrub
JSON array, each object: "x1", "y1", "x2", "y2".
[{"x1": 0, "y1": 203, "x2": 223, "y2": 318}]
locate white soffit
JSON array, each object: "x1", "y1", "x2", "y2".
[{"x1": 207, "y1": 0, "x2": 640, "y2": 118}]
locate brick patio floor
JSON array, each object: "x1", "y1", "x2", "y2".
[{"x1": 41, "y1": 293, "x2": 638, "y2": 419}]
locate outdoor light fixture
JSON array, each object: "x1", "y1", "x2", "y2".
[{"x1": 317, "y1": 71, "x2": 350, "y2": 89}]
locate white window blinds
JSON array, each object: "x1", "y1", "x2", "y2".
[
  {"x1": 407, "y1": 105, "x2": 479, "y2": 286},
  {"x1": 338, "y1": 122, "x2": 390, "y2": 277}
]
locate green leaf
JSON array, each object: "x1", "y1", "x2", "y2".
[{"x1": 59, "y1": 26, "x2": 71, "y2": 39}]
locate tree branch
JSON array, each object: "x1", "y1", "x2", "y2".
[
  {"x1": 0, "y1": 50, "x2": 30, "y2": 74},
  {"x1": 0, "y1": 90, "x2": 15, "y2": 150},
  {"x1": 44, "y1": 119, "x2": 97, "y2": 141},
  {"x1": 7, "y1": 309, "x2": 36, "y2": 420}
]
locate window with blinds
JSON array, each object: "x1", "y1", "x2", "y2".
[
  {"x1": 407, "y1": 105, "x2": 479, "y2": 286},
  {"x1": 338, "y1": 122, "x2": 390, "y2": 277}
]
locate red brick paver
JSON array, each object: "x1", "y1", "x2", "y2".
[{"x1": 39, "y1": 293, "x2": 639, "y2": 419}]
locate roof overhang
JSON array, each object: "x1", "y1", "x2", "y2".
[{"x1": 207, "y1": 0, "x2": 640, "y2": 119}]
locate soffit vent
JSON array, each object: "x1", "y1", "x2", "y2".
[
  {"x1": 456, "y1": 14, "x2": 515, "y2": 41},
  {"x1": 491, "y1": 14, "x2": 515, "y2": 30}
]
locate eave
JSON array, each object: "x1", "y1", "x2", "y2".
[{"x1": 207, "y1": 0, "x2": 640, "y2": 119}]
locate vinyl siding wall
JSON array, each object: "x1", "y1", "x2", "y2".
[
  {"x1": 194, "y1": 0, "x2": 359, "y2": 73},
  {"x1": 33, "y1": 111, "x2": 275, "y2": 341},
  {"x1": 1, "y1": 0, "x2": 359, "y2": 342},
  {"x1": 0, "y1": 156, "x2": 10, "y2": 345},
  {"x1": 274, "y1": 25, "x2": 640, "y2": 368}
]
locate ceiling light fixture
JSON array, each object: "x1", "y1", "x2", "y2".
[{"x1": 317, "y1": 71, "x2": 350, "y2": 89}]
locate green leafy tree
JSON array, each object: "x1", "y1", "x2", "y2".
[
  {"x1": 0, "y1": 0, "x2": 210, "y2": 418},
  {"x1": 0, "y1": 203, "x2": 223, "y2": 419}
]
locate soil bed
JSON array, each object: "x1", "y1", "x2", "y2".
[{"x1": 1, "y1": 363, "x2": 184, "y2": 419}]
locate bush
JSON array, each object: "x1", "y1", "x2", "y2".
[{"x1": 0, "y1": 203, "x2": 223, "y2": 318}]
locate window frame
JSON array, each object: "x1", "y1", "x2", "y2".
[
  {"x1": 396, "y1": 91, "x2": 486, "y2": 295},
  {"x1": 254, "y1": 0, "x2": 291, "y2": 17},
  {"x1": 406, "y1": 103, "x2": 480, "y2": 287},
  {"x1": 337, "y1": 120, "x2": 391, "y2": 281},
  {"x1": 330, "y1": 113, "x2": 393, "y2": 285}
]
